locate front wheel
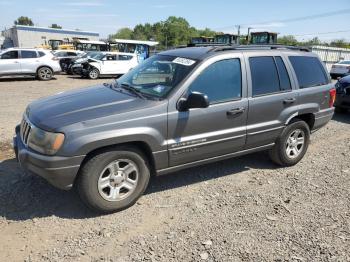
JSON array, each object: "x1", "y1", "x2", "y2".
[
  {"x1": 37, "y1": 67, "x2": 53, "y2": 81},
  {"x1": 269, "y1": 120, "x2": 310, "y2": 166},
  {"x1": 77, "y1": 147, "x2": 150, "y2": 213},
  {"x1": 88, "y1": 68, "x2": 99, "y2": 79}
]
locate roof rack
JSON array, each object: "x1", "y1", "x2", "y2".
[{"x1": 185, "y1": 44, "x2": 311, "y2": 53}]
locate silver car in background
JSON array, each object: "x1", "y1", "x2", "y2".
[{"x1": 0, "y1": 48, "x2": 61, "y2": 80}]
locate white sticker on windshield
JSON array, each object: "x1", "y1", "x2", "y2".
[
  {"x1": 173, "y1": 57, "x2": 196, "y2": 66},
  {"x1": 153, "y1": 85, "x2": 165, "y2": 93}
]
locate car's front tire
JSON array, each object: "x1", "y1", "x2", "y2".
[
  {"x1": 269, "y1": 120, "x2": 310, "y2": 167},
  {"x1": 88, "y1": 68, "x2": 100, "y2": 79},
  {"x1": 37, "y1": 67, "x2": 53, "y2": 81},
  {"x1": 77, "y1": 147, "x2": 150, "y2": 213}
]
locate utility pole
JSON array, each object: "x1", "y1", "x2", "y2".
[
  {"x1": 236, "y1": 25, "x2": 241, "y2": 45},
  {"x1": 247, "y1": 27, "x2": 252, "y2": 44}
]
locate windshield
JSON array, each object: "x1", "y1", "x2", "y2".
[
  {"x1": 90, "y1": 53, "x2": 106, "y2": 60},
  {"x1": 116, "y1": 55, "x2": 198, "y2": 98},
  {"x1": 338, "y1": 60, "x2": 350, "y2": 65}
]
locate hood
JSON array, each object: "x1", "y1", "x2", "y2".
[{"x1": 27, "y1": 84, "x2": 156, "y2": 131}]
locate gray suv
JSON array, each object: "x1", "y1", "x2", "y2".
[{"x1": 14, "y1": 45, "x2": 335, "y2": 213}]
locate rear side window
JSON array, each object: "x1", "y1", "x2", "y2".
[
  {"x1": 38, "y1": 51, "x2": 46, "y2": 57},
  {"x1": 250, "y1": 56, "x2": 292, "y2": 96},
  {"x1": 189, "y1": 58, "x2": 242, "y2": 103},
  {"x1": 250, "y1": 57, "x2": 280, "y2": 96},
  {"x1": 275, "y1": 57, "x2": 291, "y2": 91},
  {"x1": 1, "y1": 51, "x2": 19, "y2": 59},
  {"x1": 21, "y1": 50, "x2": 38, "y2": 59},
  {"x1": 289, "y1": 56, "x2": 329, "y2": 88}
]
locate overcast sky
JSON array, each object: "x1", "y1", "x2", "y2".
[{"x1": 0, "y1": 0, "x2": 349, "y2": 41}]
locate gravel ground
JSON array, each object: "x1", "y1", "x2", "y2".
[{"x1": 0, "y1": 75, "x2": 349, "y2": 261}]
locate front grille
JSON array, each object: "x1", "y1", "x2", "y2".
[{"x1": 20, "y1": 118, "x2": 32, "y2": 146}]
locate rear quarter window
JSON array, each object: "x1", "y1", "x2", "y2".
[{"x1": 289, "y1": 56, "x2": 329, "y2": 88}]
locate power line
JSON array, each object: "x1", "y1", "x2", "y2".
[
  {"x1": 293, "y1": 29, "x2": 350, "y2": 37},
  {"x1": 215, "y1": 8, "x2": 350, "y2": 30}
]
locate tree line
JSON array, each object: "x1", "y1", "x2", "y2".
[{"x1": 12, "y1": 16, "x2": 350, "y2": 49}]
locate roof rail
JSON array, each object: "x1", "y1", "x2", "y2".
[{"x1": 209, "y1": 44, "x2": 311, "y2": 53}]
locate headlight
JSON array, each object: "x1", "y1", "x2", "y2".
[{"x1": 28, "y1": 126, "x2": 65, "y2": 155}]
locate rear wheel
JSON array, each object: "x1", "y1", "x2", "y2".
[
  {"x1": 77, "y1": 147, "x2": 150, "y2": 213},
  {"x1": 37, "y1": 67, "x2": 53, "y2": 81},
  {"x1": 88, "y1": 68, "x2": 99, "y2": 79},
  {"x1": 269, "y1": 120, "x2": 310, "y2": 166}
]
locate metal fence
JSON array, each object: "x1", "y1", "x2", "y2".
[{"x1": 311, "y1": 45, "x2": 350, "y2": 71}]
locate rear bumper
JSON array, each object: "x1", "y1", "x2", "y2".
[
  {"x1": 334, "y1": 95, "x2": 350, "y2": 109},
  {"x1": 13, "y1": 126, "x2": 85, "y2": 190},
  {"x1": 313, "y1": 108, "x2": 334, "y2": 131}
]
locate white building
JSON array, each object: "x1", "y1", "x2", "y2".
[{"x1": 1, "y1": 25, "x2": 99, "y2": 49}]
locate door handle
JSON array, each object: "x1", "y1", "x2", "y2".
[
  {"x1": 283, "y1": 98, "x2": 296, "y2": 104},
  {"x1": 14, "y1": 61, "x2": 19, "y2": 63},
  {"x1": 226, "y1": 107, "x2": 245, "y2": 116}
]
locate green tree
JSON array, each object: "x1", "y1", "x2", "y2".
[
  {"x1": 14, "y1": 16, "x2": 34, "y2": 26},
  {"x1": 109, "y1": 28, "x2": 133, "y2": 40},
  {"x1": 330, "y1": 39, "x2": 350, "y2": 48},
  {"x1": 50, "y1": 24, "x2": 62, "y2": 29},
  {"x1": 277, "y1": 35, "x2": 299, "y2": 46}
]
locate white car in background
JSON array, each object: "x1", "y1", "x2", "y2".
[
  {"x1": 81, "y1": 52, "x2": 138, "y2": 79},
  {"x1": 0, "y1": 48, "x2": 61, "y2": 80},
  {"x1": 330, "y1": 60, "x2": 350, "y2": 79}
]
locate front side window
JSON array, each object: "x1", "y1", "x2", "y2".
[
  {"x1": 21, "y1": 50, "x2": 38, "y2": 59},
  {"x1": 289, "y1": 56, "x2": 329, "y2": 88},
  {"x1": 116, "y1": 54, "x2": 198, "y2": 98},
  {"x1": 188, "y1": 59, "x2": 242, "y2": 103},
  {"x1": 1, "y1": 51, "x2": 19, "y2": 59}
]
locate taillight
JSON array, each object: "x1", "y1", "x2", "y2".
[
  {"x1": 329, "y1": 88, "x2": 336, "y2": 107},
  {"x1": 52, "y1": 57, "x2": 59, "y2": 61}
]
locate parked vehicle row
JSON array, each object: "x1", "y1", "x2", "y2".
[{"x1": 14, "y1": 45, "x2": 336, "y2": 213}]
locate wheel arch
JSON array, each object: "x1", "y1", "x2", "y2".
[
  {"x1": 36, "y1": 65, "x2": 54, "y2": 75},
  {"x1": 77, "y1": 141, "x2": 156, "y2": 181},
  {"x1": 288, "y1": 113, "x2": 315, "y2": 130}
]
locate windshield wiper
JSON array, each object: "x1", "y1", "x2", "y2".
[{"x1": 119, "y1": 82, "x2": 147, "y2": 99}]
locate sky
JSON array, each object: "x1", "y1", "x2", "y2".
[{"x1": 0, "y1": 0, "x2": 350, "y2": 41}]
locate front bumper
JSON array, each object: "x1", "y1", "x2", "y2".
[{"x1": 13, "y1": 125, "x2": 85, "y2": 190}]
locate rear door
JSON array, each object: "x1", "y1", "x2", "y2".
[
  {"x1": 245, "y1": 53, "x2": 298, "y2": 149},
  {"x1": 0, "y1": 50, "x2": 21, "y2": 74},
  {"x1": 19, "y1": 50, "x2": 39, "y2": 73},
  {"x1": 167, "y1": 54, "x2": 248, "y2": 166}
]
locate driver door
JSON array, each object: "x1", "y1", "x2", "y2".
[
  {"x1": 102, "y1": 54, "x2": 118, "y2": 74},
  {"x1": 167, "y1": 55, "x2": 248, "y2": 166}
]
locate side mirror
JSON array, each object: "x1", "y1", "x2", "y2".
[{"x1": 178, "y1": 92, "x2": 209, "y2": 111}]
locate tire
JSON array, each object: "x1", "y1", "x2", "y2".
[
  {"x1": 37, "y1": 67, "x2": 53, "y2": 81},
  {"x1": 77, "y1": 147, "x2": 150, "y2": 213},
  {"x1": 88, "y1": 68, "x2": 99, "y2": 79},
  {"x1": 269, "y1": 120, "x2": 310, "y2": 167}
]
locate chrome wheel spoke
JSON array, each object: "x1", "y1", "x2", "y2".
[
  {"x1": 123, "y1": 164, "x2": 136, "y2": 176},
  {"x1": 110, "y1": 187, "x2": 120, "y2": 200},
  {"x1": 297, "y1": 137, "x2": 304, "y2": 145}
]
